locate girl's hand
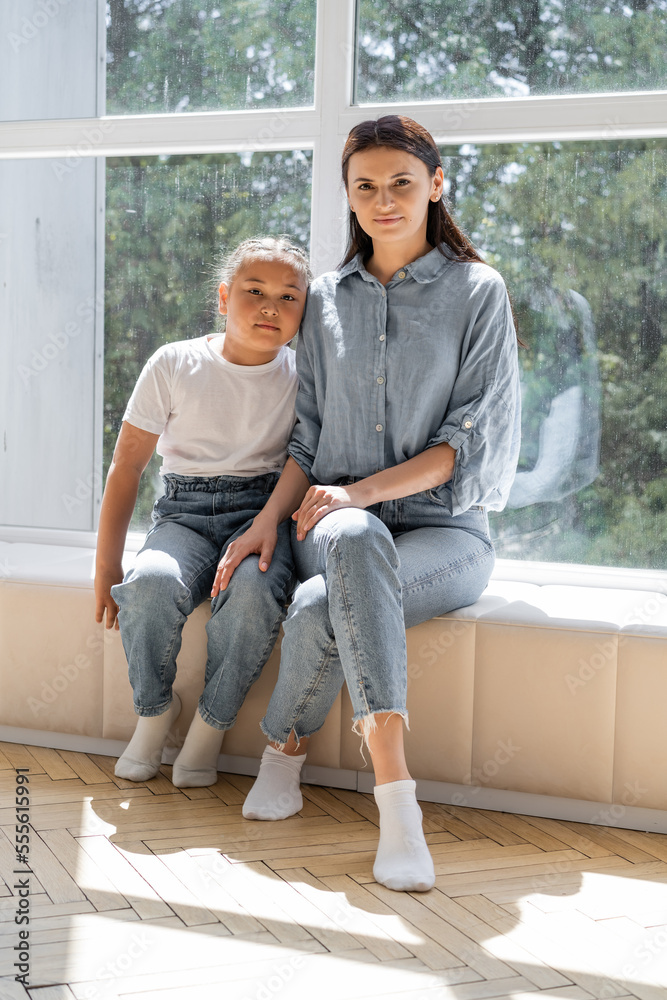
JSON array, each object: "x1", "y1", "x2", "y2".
[
  {"x1": 212, "y1": 518, "x2": 278, "y2": 597},
  {"x1": 94, "y1": 566, "x2": 124, "y2": 630},
  {"x1": 293, "y1": 484, "x2": 365, "y2": 540}
]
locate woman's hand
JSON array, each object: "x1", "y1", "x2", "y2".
[
  {"x1": 95, "y1": 565, "x2": 124, "y2": 630},
  {"x1": 211, "y1": 517, "x2": 278, "y2": 597},
  {"x1": 293, "y1": 484, "x2": 366, "y2": 540}
]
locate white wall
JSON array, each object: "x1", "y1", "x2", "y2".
[
  {"x1": 0, "y1": 0, "x2": 99, "y2": 122},
  {"x1": 0, "y1": 1, "x2": 102, "y2": 530}
]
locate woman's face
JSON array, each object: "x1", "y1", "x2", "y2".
[{"x1": 346, "y1": 146, "x2": 443, "y2": 249}]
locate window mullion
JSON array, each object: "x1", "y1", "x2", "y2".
[
  {"x1": 2, "y1": 92, "x2": 666, "y2": 163},
  {"x1": 0, "y1": 109, "x2": 321, "y2": 161},
  {"x1": 310, "y1": 0, "x2": 357, "y2": 276},
  {"x1": 343, "y1": 91, "x2": 667, "y2": 144}
]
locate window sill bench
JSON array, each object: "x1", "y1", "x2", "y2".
[{"x1": 1, "y1": 539, "x2": 666, "y2": 833}]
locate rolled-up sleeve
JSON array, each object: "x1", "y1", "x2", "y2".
[
  {"x1": 427, "y1": 277, "x2": 521, "y2": 515},
  {"x1": 286, "y1": 310, "x2": 322, "y2": 484}
]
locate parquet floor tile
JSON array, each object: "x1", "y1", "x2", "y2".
[{"x1": 1, "y1": 739, "x2": 666, "y2": 998}]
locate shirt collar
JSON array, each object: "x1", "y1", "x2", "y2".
[{"x1": 336, "y1": 244, "x2": 456, "y2": 285}]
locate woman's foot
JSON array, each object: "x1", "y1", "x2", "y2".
[
  {"x1": 373, "y1": 779, "x2": 435, "y2": 891},
  {"x1": 115, "y1": 693, "x2": 182, "y2": 781},
  {"x1": 172, "y1": 709, "x2": 223, "y2": 787},
  {"x1": 242, "y1": 745, "x2": 306, "y2": 820}
]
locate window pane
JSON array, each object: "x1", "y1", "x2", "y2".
[
  {"x1": 435, "y1": 140, "x2": 667, "y2": 569},
  {"x1": 357, "y1": 1, "x2": 667, "y2": 102},
  {"x1": 106, "y1": 0, "x2": 316, "y2": 115},
  {"x1": 105, "y1": 150, "x2": 312, "y2": 529},
  {"x1": 0, "y1": 0, "x2": 98, "y2": 121}
]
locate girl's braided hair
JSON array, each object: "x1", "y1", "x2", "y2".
[{"x1": 218, "y1": 235, "x2": 312, "y2": 289}]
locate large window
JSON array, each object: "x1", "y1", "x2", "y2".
[
  {"x1": 1, "y1": 0, "x2": 666, "y2": 578},
  {"x1": 105, "y1": 149, "x2": 312, "y2": 527},
  {"x1": 439, "y1": 139, "x2": 667, "y2": 569}
]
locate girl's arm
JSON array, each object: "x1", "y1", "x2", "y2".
[
  {"x1": 211, "y1": 457, "x2": 310, "y2": 596},
  {"x1": 294, "y1": 442, "x2": 456, "y2": 539},
  {"x1": 95, "y1": 421, "x2": 160, "y2": 629},
  {"x1": 212, "y1": 300, "x2": 320, "y2": 597}
]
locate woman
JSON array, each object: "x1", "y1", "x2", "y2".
[{"x1": 214, "y1": 115, "x2": 521, "y2": 891}]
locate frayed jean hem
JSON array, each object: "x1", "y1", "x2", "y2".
[
  {"x1": 351, "y1": 707, "x2": 410, "y2": 762},
  {"x1": 259, "y1": 716, "x2": 323, "y2": 752}
]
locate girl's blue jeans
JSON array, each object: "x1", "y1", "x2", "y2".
[
  {"x1": 261, "y1": 487, "x2": 494, "y2": 746},
  {"x1": 111, "y1": 472, "x2": 295, "y2": 730}
]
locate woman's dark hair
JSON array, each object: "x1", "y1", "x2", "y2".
[{"x1": 340, "y1": 114, "x2": 485, "y2": 268}]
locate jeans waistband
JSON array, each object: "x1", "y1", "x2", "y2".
[{"x1": 162, "y1": 471, "x2": 280, "y2": 493}]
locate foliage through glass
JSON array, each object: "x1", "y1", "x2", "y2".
[
  {"x1": 106, "y1": 0, "x2": 316, "y2": 115},
  {"x1": 104, "y1": 150, "x2": 312, "y2": 527},
  {"x1": 357, "y1": 1, "x2": 667, "y2": 102},
  {"x1": 441, "y1": 140, "x2": 667, "y2": 568}
]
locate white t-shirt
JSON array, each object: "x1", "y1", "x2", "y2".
[{"x1": 123, "y1": 335, "x2": 298, "y2": 477}]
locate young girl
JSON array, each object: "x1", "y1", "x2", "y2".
[
  {"x1": 95, "y1": 236, "x2": 311, "y2": 787},
  {"x1": 214, "y1": 117, "x2": 521, "y2": 893}
]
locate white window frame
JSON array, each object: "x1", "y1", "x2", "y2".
[{"x1": 1, "y1": 0, "x2": 666, "y2": 590}]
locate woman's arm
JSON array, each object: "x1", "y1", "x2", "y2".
[
  {"x1": 258, "y1": 456, "x2": 312, "y2": 526},
  {"x1": 294, "y1": 442, "x2": 455, "y2": 539},
  {"x1": 348, "y1": 442, "x2": 455, "y2": 507},
  {"x1": 95, "y1": 421, "x2": 159, "y2": 629},
  {"x1": 420, "y1": 278, "x2": 521, "y2": 515},
  {"x1": 211, "y1": 457, "x2": 310, "y2": 595}
]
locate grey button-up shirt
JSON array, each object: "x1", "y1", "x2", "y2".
[{"x1": 288, "y1": 245, "x2": 521, "y2": 515}]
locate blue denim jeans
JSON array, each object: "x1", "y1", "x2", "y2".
[
  {"x1": 111, "y1": 472, "x2": 295, "y2": 729},
  {"x1": 261, "y1": 487, "x2": 494, "y2": 745}
]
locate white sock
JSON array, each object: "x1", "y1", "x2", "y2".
[
  {"x1": 171, "y1": 709, "x2": 223, "y2": 787},
  {"x1": 242, "y1": 745, "x2": 306, "y2": 820},
  {"x1": 115, "y1": 693, "x2": 182, "y2": 782},
  {"x1": 373, "y1": 779, "x2": 435, "y2": 892}
]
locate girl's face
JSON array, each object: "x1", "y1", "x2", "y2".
[
  {"x1": 218, "y1": 258, "x2": 308, "y2": 366},
  {"x1": 346, "y1": 146, "x2": 443, "y2": 250}
]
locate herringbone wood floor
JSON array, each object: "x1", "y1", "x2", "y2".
[{"x1": 1, "y1": 741, "x2": 667, "y2": 999}]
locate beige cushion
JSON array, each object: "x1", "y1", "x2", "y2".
[{"x1": 2, "y1": 539, "x2": 666, "y2": 809}]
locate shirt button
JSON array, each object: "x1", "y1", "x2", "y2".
[
  {"x1": 376, "y1": 424, "x2": 383, "y2": 432},
  {"x1": 376, "y1": 376, "x2": 385, "y2": 384},
  {"x1": 464, "y1": 420, "x2": 473, "y2": 429},
  {"x1": 381, "y1": 288, "x2": 386, "y2": 297},
  {"x1": 398, "y1": 270, "x2": 406, "y2": 279},
  {"x1": 379, "y1": 334, "x2": 385, "y2": 342}
]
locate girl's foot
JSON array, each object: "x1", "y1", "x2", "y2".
[
  {"x1": 115, "y1": 693, "x2": 182, "y2": 782},
  {"x1": 172, "y1": 710, "x2": 223, "y2": 787},
  {"x1": 242, "y1": 745, "x2": 306, "y2": 820},
  {"x1": 373, "y1": 778, "x2": 435, "y2": 891}
]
